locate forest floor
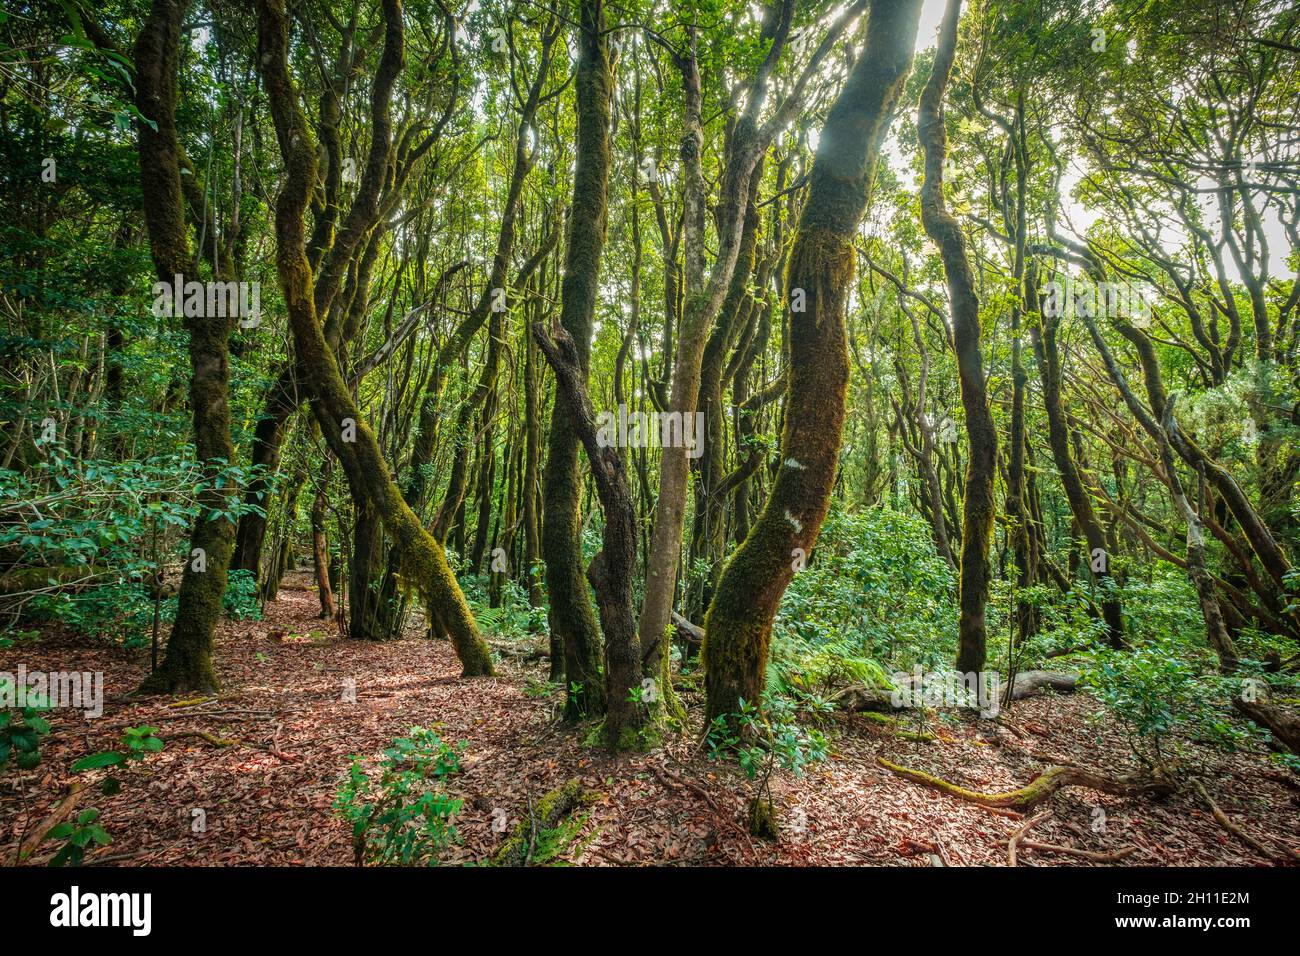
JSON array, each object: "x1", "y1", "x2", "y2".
[{"x1": 2, "y1": 571, "x2": 1297, "y2": 867}]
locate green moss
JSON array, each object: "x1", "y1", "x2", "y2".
[
  {"x1": 859, "y1": 711, "x2": 934, "y2": 742},
  {"x1": 747, "y1": 796, "x2": 780, "y2": 840},
  {"x1": 490, "y1": 779, "x2": 591, "y2": 866}
]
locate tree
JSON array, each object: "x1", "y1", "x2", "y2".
[
  {"x1": 703, "y1": 0, "x2": 925, "y2": 722},
  {"x1": 917, "y1": 0, "x2": 999, "y2": 675}
]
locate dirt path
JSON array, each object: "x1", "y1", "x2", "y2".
[{"x1": 2, "y1": 572, "x2": 1297, "y2": 866}]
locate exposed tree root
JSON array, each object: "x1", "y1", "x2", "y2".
[
  {"x1": 1015, "y1": 840, "x2": 1137, "y2": 863},
  {"x1": 877, "y1": 757, "x2": 1174, "y2": 811},
  {"x1": 1192, "y1": 779, "x2": 1299, "y2": 864},
  {"x1": 1008, "y1": 809, "x2": 1052, "y2": 866}
]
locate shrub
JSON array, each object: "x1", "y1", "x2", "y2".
[
  {"x1": 334, "y1": 728, "x2": 464, "y2": 866},
  {"x1": 222, "y1": 568, "x2": 262, "y2": 621}
]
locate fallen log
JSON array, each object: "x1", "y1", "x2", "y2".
[
  {"x1": 1009, "y1": 670, "x2": 1078, "y2": 698},
  {"x1": 671, "y1": 611, "x2": 703, "y2": 646},
  {"x1": 877, "y1": 757, "x2": 1174, "y2": 811},
  {"x1": 1233, "y1": 697, "x2": 1300, "y2": 755},
  {"x1": 840, "y1": 670, "x2": 1078, "y2": 712},
  {"x1": 491, "y1": 779, "x2": 591, "y2": 867}
]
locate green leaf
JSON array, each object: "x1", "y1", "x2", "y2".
[{"x1": 72, "y1": 750, "x2": 126, "y2": 771}]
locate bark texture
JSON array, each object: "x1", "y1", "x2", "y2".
[
  {"x1": 702, "y1": 0, "x2": 924, "y2": 723},
  {"x1": 917, "y1": 0, "x2": 998, "y2": 675}
]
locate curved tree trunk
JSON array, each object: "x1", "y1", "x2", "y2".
[
  {"x1": 1031, "y1": 307, "x2": 1125, "y2": 649},
  {"x1": 255, "y1": 0, "x2": 493, "y2": 676},
  {"x1": 542, "y1": 0, "x2": 613, "y2": 718},
  {"x1": 703, "y1": 0, "x2": 924, "y2": 723},
  {"x1": 917, "y1": 0, "x2": 999, "y2": 675},
  {"x1": 135, "y1": 0, "x2": 234, "y2": 695}
]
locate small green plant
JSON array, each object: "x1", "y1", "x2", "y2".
[
  {"x1": 72, "y1": 725, "x2": 164, "y2": 794},
  {"x1": 334, "y1": 727, "x2": 465, "y2": 866},
  {"x1": 0, "y1": 629, "x2": 39, "y2": 650},
  {"x1": 523, "y1": 677, "x2": 558, "y2": 699},
  {"x1": 1080, "y1": 642, "x2": 1197, "y2": 769},
  {"x1": 527, "y1": 810, "x2": 591, "y2": 866},
  {"x1": 706, "y1": 692, "x2": 828, "y2": 838},
  {"x1": 0, "y1": 680, "x2": 51, "y2": 773},
  {"x1": 47, "y1": 808, "x2": 112, "y2": 866},
  {"x1": 31, "y1": 581, "x2": 172, "y2": 649},
  {"x1": 222, "y1": 568, "x2": 262, "y2": 621}
]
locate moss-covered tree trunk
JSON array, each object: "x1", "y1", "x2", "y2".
[
  {"x1": 534, "y1": 321, "x2": 644, "y2": 748},
  {"x1": 231, "y1": 10, "x2": 398, "y2": 583},
  {"x1": 918, "y1": 0, "x2": 998, "y2": 675},
  {"x1": 542, "y1": 0, "x2": 613, "y2": 719},
  {"x1": 311, "y1": 458, "x2": 336, "y2": 620},
  {"x1": 1031, "y1": 305, "x2": 1125, "y2": 650},
  {"x1": 135, "y1": 0, "x2": 234, "y2": 695},
  {"x1": 255, "y1": 0, "x2": 493, "y2": 676},
  {"x1": 702, "y1": 0, "x2": 924, "y2": 723},
  {"x1": 521, "y1": 283, "x2": 555, "y2": 678}
]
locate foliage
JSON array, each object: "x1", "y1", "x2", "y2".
[
  {"x1": 46, "y1": 808, "x2": 112, "y2": 867},
  {"x1": 222, "y1": 569, "x2": 262, "y2": 621},
  {"x1": 1077, "y1": 640, "x2": 1269, "y2": 768},
  {"x1": 334, "y1": 728, "x2": 465, "y2": 866},
  {"x1": 706, "y1": 692, "x2": 829, "y2": 781},
  {"x1": 72, "y1": 725, "x2": 165, "y2": 796},
  {"x1": 30, "y1": 580, "x2": 173, "y2": 649},
  {"x1": 769, "y1": 508, "x2": 954, "y2": 695},
  {"x1": 0, "y1": 679, "x2": 51, "y2": 773}
]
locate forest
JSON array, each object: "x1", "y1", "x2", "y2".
[{"x1": 0, "y1": 0, "x2": 1298, "y2": 884}]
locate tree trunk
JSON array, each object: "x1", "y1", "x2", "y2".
[
  {"x1": 703, "y1": 0, "x2": 924, "y2": 723},
  {"x1": 312, "y1": 459, "x2": 336, "y2": 620},
  {"x1": 541, "y1": 0, "x2": 613, "y2": 719},
  {"x1": 1031, "y1": 302, "x2": 1125, "y2": 649},
  {"x1": 255, "y1": 0, "x2": 493, "y2": 676},
  {"x1": 918, "y1": 0, "x2": 999, "y2": 675},
  {"x1": 135, "y1": 0, "x2": 233, "y2": 695}
]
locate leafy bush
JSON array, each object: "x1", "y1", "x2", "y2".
[
  {"x1": 334, "y1": 727, "x2": 464, "y2": 866},
  {"x1": 707, "y1": 692, "x2": 829, "y2": 838},
  {"x1": 30, "y1": 580, "x2": 172, "y2": 648},
  {"x1": 222, "y1": 568, "x2": 262, "y2": 621},
  {"x1": 0, "y1": 679, "x2": 51, "y2": 773},
  {"x1": 706, "y1": 692, "x2": 829, "y2": 781},
  {"x1": 460, "y1": 572, "x2": 547, "y2": 641},
  {"x1": 1077, "y1": 638, "x2": 1268, "y2": 768},
  {"x1": 768, "y1": 508, "x2": 955, "y2": 695},
  {"x1": 47, "y1": 808, "x2": 112, "y2": 866}
]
